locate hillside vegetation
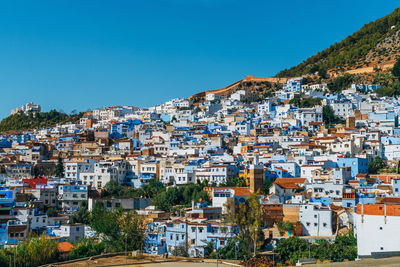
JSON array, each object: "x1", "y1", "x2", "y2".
[
  {"x1": 0, "y1": 110, "x2": 83, "y2": 132},
  {"x1": 276, "y1": 8, "x2": 400, "y2": 77}
]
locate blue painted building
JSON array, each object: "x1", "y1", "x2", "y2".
[
  {"x1": 0, "y1": 137, "x2": 12, "y2": 148},
  {"x1": 336, "y1": 157, "x2": 368, "y2": 178},
  {"x1": 144, "y1": 222, "x2": 167, "y2": 255},
  {"x1": 110, "y1": 120, "x2": 142, "y2": 139}
]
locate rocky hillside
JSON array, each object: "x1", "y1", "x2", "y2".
[
  {"x1": 189, "y1": 75, "x2": 287, "y2": 102},
  {"x1": 276, "y1": 8, "x2": 400, "y2": 77}
]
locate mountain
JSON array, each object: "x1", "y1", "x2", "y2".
[{"x1": 276, "y1": 8, "x2": 400, "y2": 77}]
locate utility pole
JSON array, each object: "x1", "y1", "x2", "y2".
[
  {"x1": 215, "y1": 238, "x2": 219, "y2": 267},
  {"x1": 125, "y1": 235, "x2": 128, "y2": 264},
  {"x1": 272, "y1": 249, "x2": 275, "y2": 267}
]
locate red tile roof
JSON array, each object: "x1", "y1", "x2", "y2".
[
  {"x1": 277, "y1": 183, "x2": 299, "y2": 189},
  {"x1": 22, "y1": 177, "x2": 48, "y2": 188},
  {"x1": 274, "y1": 178, "x2": 306, "y2": 184}
]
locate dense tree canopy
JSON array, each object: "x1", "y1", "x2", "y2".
[
  {"x1": 276, "y1": 232, "x2": 357, "y2": 264},
  {"x1": 368, "y1": 156, "x2": 387, "y2": 174},
  {"x1": 0, "y1": 110, "x2": 83, "y2": 132},
  {"x1": 54, "y1": 157, "x2": 64, "y2": 178},
  {"x1": 89, "y1": 204, "x2": 146, "y2": 252},
  {"x1": 153, "y1": 181, "x2": 210, "y2": 212},
  {"x1": 392, "y1": 58, "x2": 400, "y2": 79},
  {"x1": 289, "y1": 97, "x2": 322, "y2": 108},
  {"x1": 322, "y1": 105, "x2": 344, "y2": 125},
  {"x1": 226, "y1": 193, "x2": 263, "y2": 256},
  {"x1": 327, "y1": 74, "x2": 355, "y2": 93}
]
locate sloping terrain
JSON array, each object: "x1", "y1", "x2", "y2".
[
  {"x1": 276, "y1": 8, "x2": 400, "y2": 77},
  {"x1": 189, "y1": 75, "x2": 287, "y2": 100}
]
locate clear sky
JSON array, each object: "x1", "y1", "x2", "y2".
[{"x1": 0, "y1": 0, "x2": 399, "y2": 118}]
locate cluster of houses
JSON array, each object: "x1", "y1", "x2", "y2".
[{"x1": 1, "y1": 77, "x2": 400, "y2": 258}]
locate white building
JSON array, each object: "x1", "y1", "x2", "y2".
[
  {"x1": 296, "y1": 107, "x2": 323, "y2": 127},
  {"x1": 299, "y1": 204, "x2": 336, "y2": 236},
  {"x1": 59, "y1": 224, "x2": 85, "y2": 242},
  {"x1": 65, "y1": 160, "x2": 96, "y2": 180},
  {"x1": 356, "y1": 203, "x2": 400, "y2": 257},
  {"x1": 257, "y1": 100, "x2": 274, "y2": 117},
  {"x1": 78, "y1": 160, "x2": 127, "y2": 189},
  {"x1": 11, "y1": 102, "x2": 41, "y2": 115},
  {"x1": 330, "y1": 101, "x2": 354, "y2": 118}
]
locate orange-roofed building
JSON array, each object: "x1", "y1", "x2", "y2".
[
  {"x1": 57, "y1": 241, "x2": 74, "y2": 257},
  {"x1": 370, "y1": 174, "x2": 400, "y2": 184},
  {"x1": 356, "y1": 202, "x2": 400, "y2": 257},
  {"x1": 205, "y1": 187, "x2": 251, "y2": 213}
]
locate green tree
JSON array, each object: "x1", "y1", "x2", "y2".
[
  {"x1": 368, "y1": 156, "x2": 386, "y2": 174},
  {"x1": 69, "y1": 238, "x2": 105, "y2": 259},
  {"x1": 70, "y1": 202, "x2": 90, "y2": 224},
  {"x1": 54, "y1": 157, "x2": 64, "y2": 178},
  {"x1": 46, "y1": 207, "x2": 58, "y2": 217},
  {"x1": 392, "y1": 58, "x2": 400, "y2": 79},
  {"x1": 289, "y1": 97, "x2": 322, "y2": 108},
  {"x1": 153, "y1": 182, "x2": 210, "y2": 212},
  {"x1": 220, "y1": 176, "x2": 247, "y2": 187},
  {"x1": 327, "y1": 74, "x2": 354, "y2": 93},
  {"x1": 0, "y1": 235, "x2": 60, "y2": 267},
  {"x1": 207, "y1": 238, "x2": 252, "y2": 261},
  {"x1": 275, "y1": 236, "x2": 309, "y2": 264},
  {"x1": 0, "y1": 109, "x2": 83, "y2": 132},
  {"x1": 225, "y1": 192, "x2": 263, "y2": 256},
  {"x1": 89, "y1": 206, "x2": 145, "y2": 252},
  {"x1": 375, "y1": 81, "x2": 400, "y2": 97},
  {"x1": 322, "y1": 105, "x2": 336, "y2": 125},
  {"x1": 318, "y1": 68, "x2": 328, "y2": 79},
  {"x1": 263, "y1": 179, "x2": 274, "y2": 195},
  {"x1": 275, "y1": 232, "x2": 358, "y2": 264}
]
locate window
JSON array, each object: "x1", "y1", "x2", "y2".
[{"x1": 191, "y1": 227, "x2": 196, "y2": 233}]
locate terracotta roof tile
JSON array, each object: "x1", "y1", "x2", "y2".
[{"x1": 58, "y1": 241, "x2": 74, "y2": 253}]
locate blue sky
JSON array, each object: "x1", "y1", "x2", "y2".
[{"x1": 0, "y1": 0, "x2": 399, "y2": 118}]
